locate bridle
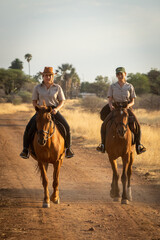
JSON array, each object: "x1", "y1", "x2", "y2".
[
  {"x1": 114, "y1": 108, "x2": 129, "y2": 136},
  {"x1": 37, "y1": 116, "x2": 56, "y2": 141}
]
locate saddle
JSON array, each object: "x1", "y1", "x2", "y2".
[
  {"x1": 101, "y1": 102, "x2": 137, "y2": 145},
  {"x1": 29, "y1": 118, "x2": 67, "y2": 157}
]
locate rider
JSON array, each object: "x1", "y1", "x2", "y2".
[
  {"x1": 96, "y1": 67, "x2": 146, "y2": 155},
  {"x1": 20, "y1": 67, "x2": 74, "y2": 159}
]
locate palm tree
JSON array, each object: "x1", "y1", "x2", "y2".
[
  {"x1": 24, "y1": 53, "x2": 32, "y2": 76},
  {"x1": 56, "y1": 64, "x2": 80, "y2": 98}
]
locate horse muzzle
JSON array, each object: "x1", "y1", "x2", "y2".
[
  {"x1": 38, "y1": 138, "x2": 47, "y2": 146},
  {"x1": 117, "y1": 127, "x2": 127, "y2": 138}
]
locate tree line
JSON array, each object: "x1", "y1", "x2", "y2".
[{"x1": 0, "y1": 56, "x2": 160, "y2": 104}]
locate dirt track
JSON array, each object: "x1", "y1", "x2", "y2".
[{"x1": 0, "y1": 112, "x2": 160, "y2": 240}]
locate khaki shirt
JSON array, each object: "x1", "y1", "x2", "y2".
[
  {"x1": 107, "y1": 82, "x2": 136, "y2": 102},
  {"x1": 32, "y1": 83, "x2": 65, "y2": 106}
]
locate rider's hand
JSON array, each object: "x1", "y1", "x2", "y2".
[
  {"x1": 52, "y1": 108, "x2": 58, "y2": 115},
  {"x1": 109, "y1": 104, "x2": 115, "y2": 111}
]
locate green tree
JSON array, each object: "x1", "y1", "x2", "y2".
[
  {"x1": 9, "y1": 58, "x2": 23, "y2": 70},
  {"x1": 33, "y1": 72, "x2": 41, "y2": 82},
  {"x1": 95, "y1": 75, "x2": 109, "y2": 84},
  {"x1": 24, "y1": 53, "x2": 32, "y2": 75},
  {"x1": 127, "y1": 73, "x2": 150, "y2": 95},
  {"x1": 80, "y1": 75, "x2": 109, "y2": 98},
  {"x1": 147, "y1": 69, "x2": 160, "y2": 95},
  {"x1": 0, "y1": 68, "x2": 27, "y2": 95}
]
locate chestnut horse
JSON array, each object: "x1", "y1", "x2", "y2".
[
  {"x1": 105, "y1": 104, "x2": 134, "y2": 204},
  {"x1": 30, "y1": 104, "x2": 65, "y2": 208}
]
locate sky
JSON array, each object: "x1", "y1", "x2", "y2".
[{"x1": 0, "y1": 0, "x2": 160, "y2": 82}]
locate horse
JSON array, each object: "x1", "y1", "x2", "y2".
[
  {"x1": 105, "y1": 104, "x2": 134, "y2": 204},
  {"x1": 30, "y1": 103, "x2": 65, "y2": 208}
]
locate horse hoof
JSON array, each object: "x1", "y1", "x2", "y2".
[
  {"x1": 113, "y1": 197, "x2": 121, "y2": 202},
  {"x1": 53, "y1": 198, "x2": 60, "y2": 204},
  {"x1": 121, "y1": 199, "x2": 129, "y2": 205},
  {"x1": 127, "y1": 196, "x2": 133, "y2": 202},
  {"x1": 43, "y1": 201, "x2": 50, "y2": 208}
]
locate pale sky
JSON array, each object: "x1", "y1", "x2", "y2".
[{"x1": 0, "y1": 0, "x2": 160, "y2": 82}]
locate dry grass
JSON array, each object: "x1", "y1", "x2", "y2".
[
  {"x1": 134, "y1": 109, "x2": 160, "y2": 126},
  {"x1": 0, "y1": 100, "x2": 160, "y2": 181},
  {"x1": 0, "y1": 103, "x2": 34, "y2": 115}
]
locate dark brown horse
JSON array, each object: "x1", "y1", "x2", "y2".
[
  {"x1": 30, "y1": 103, "x2": 65, "y2": 208},
  {"x1": 105, "y1": 105, "x2": 134, "y2": 204}
]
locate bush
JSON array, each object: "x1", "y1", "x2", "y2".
[
  {"x1": 135, "y1": 94, "x2": 160, "y2": 110},
  {"x1": 18, "y1": 91, "x2": 32, "y2": 103},
  {"x1": 80, "y1": 96, "x2": 107, "y2": 112},
  {"x1": 12, "y1": 95, "x2": 23, "y2": 105}
]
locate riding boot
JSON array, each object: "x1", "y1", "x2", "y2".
[
  {"x1": 135, "y1": 130, "x2": 146, "y2": 155},
  {"x1": 65, "y1": 132, "x2": 74, "y2": 158}
]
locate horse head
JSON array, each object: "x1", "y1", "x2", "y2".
[
  {"x1": 35, "y1": 105, "x2": 54, "y2": 146},
  {"x1": 113, "y1": 107, "x2": 129, "y2": 139}
]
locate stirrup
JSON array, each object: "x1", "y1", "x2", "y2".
[
  {"x1": 137, "y1": 144, "x2": 146, "y2": 155},
  {"x1": 20, "y1": 149, "x2": 29, "y2": 159},
  {"x1": 65, "y1": 148, "x2": 74, "y2": 158},
  {"x1": 96, "y1": 144, "x2": 105, "y2": 153}
]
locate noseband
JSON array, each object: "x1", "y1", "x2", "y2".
[
  {"x1": 115, "y1": 121, "x2": 128, "y2": 134},
  {"x1": 114, "y1": 108, "x2": 128, "y2": 135}
]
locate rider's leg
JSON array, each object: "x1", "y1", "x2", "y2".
[
  {"x1": 54, "y1": 111, "x2": 74, "y2": 158},
  {"x1": 128, "y1": 109, "x2": 146, "y2": 154},
  {"x1": 20, "y1": 114, "x2": 37, "y2": 159},
  {"x1": 96, "y1": 121, "x2": 107, "y2": 153},
  {"x1": 97, "y1": 106, "x2": 112, "y2": 153}
]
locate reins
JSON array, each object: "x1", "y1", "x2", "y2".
[
  {"x1": 113, "y1": 107, "x2": 129, "y2": 135},
  {"x1": 37, "y1": 115, "x2": 56, "y2": 140}
]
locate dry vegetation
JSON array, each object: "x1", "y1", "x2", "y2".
[
  {"x1": 0, "y1": 103, "x2": 33, "y2": 114},
  {"x1": 0, "y1": 99, "x2": 160, "y2": 182}
]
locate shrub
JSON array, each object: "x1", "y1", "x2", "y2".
[
  {"x1": 80, "y1": 96, "x2": 107, "y2": 112},
  {"x1": 18, "y1": 91, "x2": 32, "y2": 103},
  {"x1": 135, "y1": 94, "x2": 160, "y2": 110},
  {"x1": 12, "y1": 95, "x2": 23, "y2": 105}
]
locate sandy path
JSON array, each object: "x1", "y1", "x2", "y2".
[{"x1": 0, "y1": 112, "x2": 160, "y2": 240}]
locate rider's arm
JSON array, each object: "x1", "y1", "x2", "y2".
[
  {"x1": 32, "y1": 100, "x2": 38, "y2": 108},
  {"x1": 127, "y1": 98, "x2": 135, "y2": 109},
  {"x1": 52, "y1": 100, "x2": 65, "y2": 114},
  {"x1": 108, "y1": 97, "x2": 115, "y2": 111}
]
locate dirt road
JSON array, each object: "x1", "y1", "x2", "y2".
[{"x1": 0, "y1": 112, "x2": 160, "y2": 240}]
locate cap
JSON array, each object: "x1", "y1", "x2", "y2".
[{"x1": 116, "y1": 67, "x2": 126, "y2": 74}]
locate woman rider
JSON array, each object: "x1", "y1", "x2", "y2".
[
  {"x1": 20, "y1": 67, "x2": 74, "y2": 159},
  {"x1": 96, "y1": 67, "x2": 146, "y2": 155}
]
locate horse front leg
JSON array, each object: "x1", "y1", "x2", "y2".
[
  {"x1": 109, "y1": 158, "x2": 120, "y2": 201},
  {"x1": 127, "y1": 152, "x2": 134, "y2": 201},
  {"x1": 121, "y1": 155, "x2": 130, "y2": 204},
  {"x1": 38, "y1": 162, "x2": 50, "y2": 208},
  {"x1": 50, "y1": 159, "x2": 62, "y2": 204}
]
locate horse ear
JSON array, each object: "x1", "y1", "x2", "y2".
[
  {"x1": 47, "y1": 106, "x2": 52, "y2": 113},
  {"x1": 43, "y1": 100, "x2": 46, "y2": 107}
]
